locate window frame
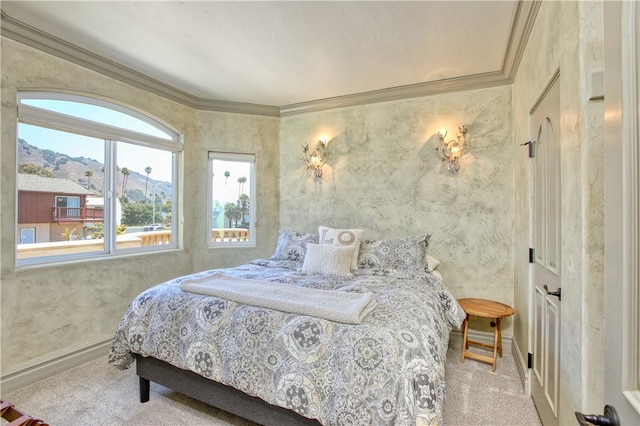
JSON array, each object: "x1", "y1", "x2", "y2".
[
  {"x1": 207, "y1": 151, "x2": 256, "y2": 248},
  {"x1": 16, "y1": 92, "x2": 183, "y2": 266}
]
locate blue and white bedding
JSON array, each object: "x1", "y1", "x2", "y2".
[{"x1": 109, "y1": 259, "x2": 465, "y2": 425}]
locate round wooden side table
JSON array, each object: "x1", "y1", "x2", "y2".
[{"x1": 457, "y1": 298, "x2": 514, "y2": 372}]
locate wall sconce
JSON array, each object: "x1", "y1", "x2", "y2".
[
  {"x1": 302, "y1": 137, "x2": 328, "y2": 181},
  {"x1": 437, "y1": 125, "x2": 468, "y2": 173}
]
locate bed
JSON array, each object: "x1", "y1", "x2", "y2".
[{"x1": 109, "y1": 229, "x2": 465, "y2": 425}]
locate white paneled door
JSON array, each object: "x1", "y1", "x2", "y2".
[{"x1": 530, "y1": 74, "x2": 562, "y2": 426}]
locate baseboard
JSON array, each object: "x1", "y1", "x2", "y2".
[
  {"x1": 511, "y1": 335, "x2": 531, "y2": 396},
  {"x1": 0, "y1": 335, "x2": 112, "y2": 394}
]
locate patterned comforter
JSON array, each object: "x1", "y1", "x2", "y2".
[{"x1": 109, "y1": 259, "x2": 465, "y2": 425}]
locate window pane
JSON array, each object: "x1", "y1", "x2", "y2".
[
  {"x1": 17, "y1": 123, "x2": 106, "y2": 260},
  {"x1": 210, "y1": 155, "x2": 254, "y2": 245},
  {"x1": 22, "y1": 99, "x2": 173, "y2": 140},
  {"x1": 17, "y1": 93, "x2": 181, "y2": 265},
  {"x1": 117, "y1": 142, "x2": 174, "y2": 250}
]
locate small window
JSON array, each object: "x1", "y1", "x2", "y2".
[
  {"x1": 16, "y1": 92, "x2": 182, "y2": 266},
  {"x1": 208, "y1": 152, "x2": 256, "y2": 247},
  {"x1": 20, "y1": 227, "x2": 36, "y2": 244},
  {"x1": 55, "y1": 196, "x2": 81, "y2": 219}
]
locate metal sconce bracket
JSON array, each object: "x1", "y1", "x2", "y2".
[
  {"x1": 302, "y1": 137, "x2": 328, "y2": 181},
  {"x1": 437, "y1": 125, "x2": 468, "y2": 173}
]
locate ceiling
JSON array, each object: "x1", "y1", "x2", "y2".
[{"x1": 1, "y1": 1, "x2": 535, "y2": 113}]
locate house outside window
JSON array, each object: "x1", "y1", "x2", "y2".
[
  {"x1": 16, "y1": 92, "x2": 182, "y2": 265},
  {"x1": 208, "y1": 152, "x2": 256, "y2": 247}
]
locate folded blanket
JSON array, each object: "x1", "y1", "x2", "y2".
[{"x1": 180, "y1": 273, "x2": 376, "y2": 324}]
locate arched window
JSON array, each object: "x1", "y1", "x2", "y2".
[{"x1": 16, "y1": 92, "x2": 182, "y2": 265}]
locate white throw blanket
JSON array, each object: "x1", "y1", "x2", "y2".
[{"x1": 180, "y1": 273, "x2": 377, "y2": 324}]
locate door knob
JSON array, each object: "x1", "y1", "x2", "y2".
[
  {"x1": 543, "y1": 285, "x2": 562, "y2": 301},
  {"x1": 575, "y1": 405, "x2": 620, "y2": 426}
]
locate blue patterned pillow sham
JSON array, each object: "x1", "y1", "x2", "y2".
[
  {"x1": 249, "y1": 258, "x2": 303, "y2": 269},
  {"x1": 269, "y1": 229, "x2": 319, "y2": 262},
  {"x1": 357, "y1": 234, "x2": 431, "y2": 271}
]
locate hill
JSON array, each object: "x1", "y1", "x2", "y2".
[{"x1": 17, "y1": 138, "x2": 172, "y2": 201}]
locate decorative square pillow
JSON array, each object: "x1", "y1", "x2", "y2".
[
  {"x1": 318, "y1": 225, "x2": 364, "y2": 270},
  {"x1": 301, "y1": 243, "x2": 355, "y2": 276},
  {"x1": 357, "y1": 234, "x2": 431, "y2": 271},
  {"x1": 269, "y1": 229, "x2": 319, "y2": 262}
]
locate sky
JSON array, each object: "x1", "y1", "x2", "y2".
[
  {"x1": 211, "y1": 159, "x2": 252, "y2": 205},
  {"x1": 18, "y1": 98, "x2": 252, "y2": 203},
  {"x1": 19, "y1": 123, "x2": 174, "y2": 183},
  {"x1": 19, "y1": 99, "x2": 175, "y2": 182}
]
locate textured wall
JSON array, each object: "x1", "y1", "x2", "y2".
[
  {"x1": 0, "y1": 39, "x2": 192, "y2": 370},
  {"x1": 0, "y1": 39, "x2": 277, "y2": 372},
  {"x1": 191, "y1": 110, "x2": 280, "y2": 271},
  {"x1": 512, "y1": 1, "x2": 605, "y2": 421},
  {"x1": 280, "y1": 86, "x2": 514, "y2": 333}
]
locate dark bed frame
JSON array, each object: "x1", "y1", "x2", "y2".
[{"x1": 136, "y1": 354, "x2": 320, "y2": 425}]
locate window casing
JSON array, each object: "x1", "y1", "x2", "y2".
[
  {"x1": 16, "y1": 92, "x2": 182, "y2": 266},
  {"x1": 208, "y1": 152, "x2": 256, "y2": 247}
]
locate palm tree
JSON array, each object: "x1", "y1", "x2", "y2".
[
  {"x1": 121, "y1": 167, "x2": 131, "y2": 197},
  {"x1": 224, "y1": 202, "x2": 241, "y2": 227},
  {"x1": 85, "y1": 170, "x2": 93, "y2": 190},
  {"x1": 237, "y1": 176, "x2": 247, "y2": 197},
  {"x1": 144, "y1": 166, "x2": 152, "y2": 200},
  {"x1": 238, "y1": 194, "x2": 249, "y2": 227},
  {"x1": 224, "y1": 171, "x2": 230, "y2": 185}
]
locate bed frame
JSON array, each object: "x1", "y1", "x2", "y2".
[{"x1": 136, "y1": 355, "x2": 320, "y2": 425}]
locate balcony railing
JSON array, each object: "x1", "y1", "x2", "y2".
[
  {"x1": 52, "y1": 207, "x2": 104, "y2": 223},
  {"x1": 212, "y1": 228, "x2": 249, "y2": 242},
  {"x1": 16, "y1": 228, "x2": 251, "y2": 259},
  {"x1": 139, "y1": 230, "x2": 172, "y2": 246}
]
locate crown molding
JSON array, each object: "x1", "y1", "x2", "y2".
[
  {"x1": 501, "y1": 0, "x2": 542, "y2": 81},
  {"x1": 193, "y1": 97, "x2": 280, "y2": 117},
  {"x1": 1, "y1": 1, "x2": 540, "y2": 118},
  {"x1": 0, "y1": 10, "x2": 195, "y2": 107},
  {"x1": 0, "y1": 10, "x2": 280, "y2": 117},
  {"x1": 280, "y1": 0, "x2": 541, "y2": 116},
  {"x1": 280, "y1": 71, "x2": 510, "y2": 116}
]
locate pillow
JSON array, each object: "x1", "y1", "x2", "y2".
[
  {"x1": 269, "y1": 229, "x2": 319, "y2": 262},
  {"x1": 301, "y1": 243, "x2": 355, "y2": 276},
  {"x1": 318, "y1": 225, "x2": 364, "y2": 270},
  {"x1": 426, "y1": 255, "x2": 441, "y2": 272},
  {"x1": 357, "y1": 234, "x2": 431, "y2": 271}
]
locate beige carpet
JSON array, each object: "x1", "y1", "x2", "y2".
[{"x1": 3, "y1": 335, "x2": 540, "y2": 425}]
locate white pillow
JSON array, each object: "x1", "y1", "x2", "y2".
[
  {"x1": 426, "y1": 255, "x2": 441, "y2": 272},
  {"x1": 431, "y1": 270, "x2": 443, "y2": 281},
  {"x1": 318, "y1": 225, "x2": 364, "y2": 270},
  {"x1": 301, "y1": 243, "x2": 355, "y2": 276}
]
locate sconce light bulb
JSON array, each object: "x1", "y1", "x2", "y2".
[
  {"x1": 319, "y1": 136, "x2": 328, "y2": 145},
  {"x1": 435, "y1": 124, "x2": 468, "y2": 174},
  {"x1": 450, "y1": 145, "x2": 461, "y2": 159}
]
